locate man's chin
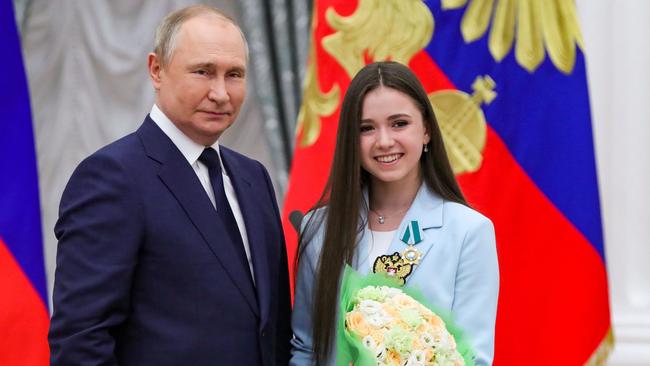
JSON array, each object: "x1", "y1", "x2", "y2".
[{"x1": 199, "y1": 126, "x2": 232, "y2": 144}]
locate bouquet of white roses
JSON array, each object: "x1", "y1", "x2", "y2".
[{"x1": 337, "y1": 266, "x2": 473, "y2": 366}]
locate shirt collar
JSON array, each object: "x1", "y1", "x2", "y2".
[{"x1": 149, "y1": 104, "x2": 223, "y2": 167}]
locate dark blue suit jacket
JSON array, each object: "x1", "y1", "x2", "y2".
[{"x1": 50, "y1": 117, "x2": 291, "y2": 365}]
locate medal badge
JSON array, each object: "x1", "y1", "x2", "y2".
[{"x1": 372, "y1": 220, "x2": 424, "y2": 285}]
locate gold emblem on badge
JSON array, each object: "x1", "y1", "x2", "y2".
[
  {"x1": 401, "y1": 246, "x2": 422, "y2": 265},
  {"x1": 373, "y1": 252, "x2": 414, "y2": 286}
]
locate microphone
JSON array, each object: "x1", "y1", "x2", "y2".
[{"x1": 289, "y1": 210, "x2": 304, "y2": 234}]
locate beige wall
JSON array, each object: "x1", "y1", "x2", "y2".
[{"x1": 578, "y1": 0, "x2": 650, "y2": 364}]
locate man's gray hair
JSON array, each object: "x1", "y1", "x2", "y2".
[{"x1": 153, "y1": 5, "x2": 249, "y2": 67}]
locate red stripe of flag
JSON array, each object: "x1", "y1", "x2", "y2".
[
  {"x1": 0, "y1": 239, "x2": 49, "y2": 364},
  {"x1": 459, "y1": 128, "x2": 611, "y2": 365}
]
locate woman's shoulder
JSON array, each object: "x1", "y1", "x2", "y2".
[
  {"x1": 440, "y1": 201, "x2": 497, "y2": 259},
  {"x1": 301, "y1": 206, "x2": 328, "y2": 225},
  {"x1": 300, "y1": 206, "x2": 328, "y2": 236},
  {"x1": 417, "y1": 185, "x2": 492, "y2": 229},
  {"x1": 298, "y1": 206, "x2": 329, "y2": 259},
  {"x1": 442, "y1": 200, "x2": 494, "y2": 229}
]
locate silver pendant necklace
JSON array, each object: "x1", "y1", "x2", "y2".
[{"x1": 370, "y1": 208, "x2": 408, "y2": 225}]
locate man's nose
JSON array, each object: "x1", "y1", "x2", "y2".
[{"x1": 208, "y1": 77, "x2": 229, "y2": 103}]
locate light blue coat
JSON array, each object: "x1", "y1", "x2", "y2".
[{"x1": 290, "y1": 184, "x2": 499, "y2": 366}]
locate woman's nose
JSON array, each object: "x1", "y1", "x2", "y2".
[{"x1": 376, "y1": 128, "x2": 394, "y2": 148}]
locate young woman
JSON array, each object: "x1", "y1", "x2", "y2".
[{"x1": 289, "y1": 61, "x2": 499, "y2": 366}]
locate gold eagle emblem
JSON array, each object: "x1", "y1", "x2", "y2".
[
  {"x1": 443, "y1": 0, "x2": 584, "y2": 74},
  {"x1": 373, "y1": 252, "x2": 414, "y2": 285},
  {"x1": 322, "y1": 0, "x2": 434, "y2": 78}
]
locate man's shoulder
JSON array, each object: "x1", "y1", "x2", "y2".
[
  {"x1": 87, "y1": 131, "x2": 143, "y2": 164},
  {"x1": 73, "y1": 122, "x2": 152, "y2": 177}
]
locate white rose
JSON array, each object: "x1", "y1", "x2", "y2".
[
  {"x1": 405, "y1": 350, "x2": 427, "y2": 366},
  {"x1": 381, "y1": 287, "x2": 403, "y2": 298},
  {"x1": 366, "y1": 311, "x2": 392, "y2": 327},
  {"x1": 362, "y1": 335, "x2": 377, "y2": 350},
  {"x1": 358, "y1": 299, "x2": 392, "y2": 327},
  {"x1": 358, "y1": 300, "x2": 383, "y2": 316},
  {"x1": 375, "y1": 344, "x2": 387, "y2": 359},
  {"x1": 419, "y1": 332, "x2": 435, "y2": 347},
  {"x1": 432, "y1": 331, "x2": 454, "y2": 351}
]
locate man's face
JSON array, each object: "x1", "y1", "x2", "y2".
[{"x1": 149, "y1": 15, "x2": 247, "y2": 146}]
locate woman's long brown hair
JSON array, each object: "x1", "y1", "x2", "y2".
[{"x1": 298, "y1": 61, "x2": 467, "y2": 364}]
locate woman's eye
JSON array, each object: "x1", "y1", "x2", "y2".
[
  {"x1": 360, "y1": 125, "x2": 374, "y2": 133},
  {"x1": 393, "y1": 120, "x2": 408, "y2": 128}
]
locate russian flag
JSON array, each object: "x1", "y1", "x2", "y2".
[
  {"x1": 0, "y1": 2, "x2": 50, "y2": 364},
  {"x1": 282, "y1": 0, "x2": 612, "y2": 364}
]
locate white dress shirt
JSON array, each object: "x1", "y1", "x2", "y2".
[{"x1": 150, "y1": 104, "x2": 255, "y2": 281}]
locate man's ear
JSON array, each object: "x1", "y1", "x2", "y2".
[{"x1": 148, "y1": 53, "x2": 162, "y2": 90}]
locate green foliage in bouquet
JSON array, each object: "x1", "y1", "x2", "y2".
[{"x1": 336, "y1": 265, "x2": 475, "y2": 366}]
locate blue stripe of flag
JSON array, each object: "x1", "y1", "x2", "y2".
[
  {"x1": 0, "y1": 1, "x2": 49, "y2": 307},
  {"x1": 424, "y1": 1, "x2": 605, "y2": 259}
]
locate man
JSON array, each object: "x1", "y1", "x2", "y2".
[{"x1": 49, "y1": 5, "x2": 291, "y2": 365}]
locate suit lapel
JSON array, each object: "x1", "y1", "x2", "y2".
[
  {"x1": 137, "y1": 118, "x2": 259, "y2": 316},
  {"x1": 221, "y1": 148, "x2": 270, "y2": 325}
]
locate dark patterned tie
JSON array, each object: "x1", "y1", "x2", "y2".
[{"x1": 198, "y1": 148, "x2": 251, "y2": 276}]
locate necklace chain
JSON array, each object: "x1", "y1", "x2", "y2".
[{"x1": 369, "y1": 207, "x2": 409, "y2": 225}]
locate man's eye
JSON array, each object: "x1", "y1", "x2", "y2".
[{"x1": 194, "y1": 70, "x2": 207, "y2": 76}]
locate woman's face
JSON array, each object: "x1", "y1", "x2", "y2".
[{"x1": 359, "y1": 86, "x2": 430, "y2": 189}]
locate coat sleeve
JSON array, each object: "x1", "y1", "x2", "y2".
[
  {"x1": 452, "y1": 216, "x2": 499, "y2": 366},
  {"x1": 289, "y1": 214, "x2": 322, "y2": 366},
  {"x1": 49, "y1": 152, "x2": 143, "y2": 366}
]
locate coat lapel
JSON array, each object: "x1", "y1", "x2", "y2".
[
  {"x1": 355, "y1": 228, "x2": 374, "y2": 276},
  {"x1": 137, "y1": 118, "x2": 259, "y2": 316},
  {"x1": 354, "y1": 190, "x2": 373, "y2": 275},
  {"x1": 387, "y1": 185, "x2": 443, "y2": 285},
  {"x1": 221, "y1": 148, "x2": 270, "y2": 326},
  {"x1": 356, "y1": 184, "x2": 444, "y2": 283}
]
